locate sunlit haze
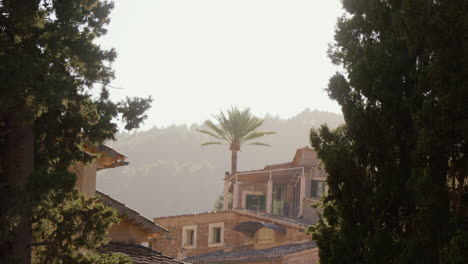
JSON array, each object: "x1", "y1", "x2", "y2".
[{"x1": 98, "y1": 0, "x2": 344, "y2": 128}]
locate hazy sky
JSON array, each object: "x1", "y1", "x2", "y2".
[{"x1": 98, "y1": 0, "x2": 344, "y2": 129}]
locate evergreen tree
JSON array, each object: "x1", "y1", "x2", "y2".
[
  {"x1": 32, "y1": 190, "x2": 131, "y2": 264},
  {"x1": 309, "y1": 0, "x2": 467, "y2": 263},
  {"x1": 213, "y1": 194, "x2": 232, "y2": 211},
  {"x1": 0, "y1": 1, "x2": 150, "y2": 263}
]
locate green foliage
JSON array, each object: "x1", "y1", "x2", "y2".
[
  {"x1": 197, "y1": 106, "x2": 275, "y2": 173},
  {"x1": 117, "y1": 96, "x2": 153, "y2": 131},
  {"x1": 198, "y1": 106, "x2": 275, "y2": 151},
  {"x1": 309, "y1": 1, "x2": 467, "y2": 263},
  {"x1": 214, "y1": 193, "x2": 232, "y2": 211},
  {"x1": 0, "y1": 0, "x2": 151, "y2": 263},
  {"x1": 32, "y1": 190, "x2": 132, "y2": 264}
]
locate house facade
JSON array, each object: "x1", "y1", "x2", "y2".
[
  {"x1": 71, "y1": 142, "x2": 129, "y2": 197},
  {"x1": 184, "y1": 241, "x2": 318, "y2": 264},
  {"x1": 223, "y1": 147, "x2": 327, "y2": 223},
  {"x1": 73, "y1": 143, "x2": 188, "y2": 264},
  {"x1": 152, "y1": 210, "x2": 311, "y2": 259},
  {"x1": 152, "y1": 147, "x2": 328, "y2": 264},
  {"x1": 97, "y1": 190, "x2": 168, "y2": 244}
]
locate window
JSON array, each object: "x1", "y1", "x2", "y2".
[
  {"x1": 186, "y1": 230, "x2": 194, "y2": 245},
  {"x1": 213, "y1": 227, "x2": 221, "y2": 243},
  {"x1": 245, "y1": 194, "x2": 266, "y2": 211},
  {"x1": 208, "y1": 223, "x2": 224, "y2": 247},
  {"x1": 310, "y1": 180, "x2": 326, "y2": 198},
  {"x1": 182, "y1": 225, "x2": 197, "y2": 249}
]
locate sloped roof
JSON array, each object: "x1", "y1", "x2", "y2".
[
  {"x1": 100, "y1": 241, "x2": 189, "y2": 264},
  {"x1": 97, "y1": 190, "x2": 168, "y2": 235},
  {"x1": 247, "y1": 148, "x2": 315, "y2": 172},
  {"x1": 234, "y1": 221, "x2": 287, "y2": 238},
  {"x1": 292, "y1": 146, "x2": 316, "y2": 167},
  {"x1": 263, "y1": 162, "x2": 293, "y2": 170},
  {"x1": 235, "y1": 209, "x2": 313, "y2": 227},
  {"x1": 154, "y1": 209, "x2": 312, "y2": 229},
  {"x1": 184, "y1": 241, "x2": 316, "y2": 264},
  {"x1": 82, "y1": 142, "x2": 129, "y2": 170},
  {"x1": 223, "y1": 147, "x2": 318, "y2": 183}
]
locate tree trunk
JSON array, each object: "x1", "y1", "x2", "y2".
[
  {"x1": 231, "y1": 149, "x2": 238, "y2": 174},
  {"x1": 1, "y1": 111, "x2": 34, "y2": 264}
]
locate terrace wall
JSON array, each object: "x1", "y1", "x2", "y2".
[{"x1": 152, "y1": 211, "x2": 309, "y2": 259}]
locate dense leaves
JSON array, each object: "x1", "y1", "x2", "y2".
[
  {"x1": 0, "y1": 0, "x2": 150, "y2": 263},
  {"x1": 214, "y1": 193, "x2": 232, "y2": 211},
  {"x1": 32, "y1": 190, "x2": 132, "y2": 264},
  {"x1": 309, "y1": 1, "x2": 467, "y2": 263}
]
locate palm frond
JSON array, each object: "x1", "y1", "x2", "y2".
[
  {"x1": 196, "y1": 129, "x2": 224, "y2": 140},
  {"x1": 196, "y1": 106, "x2": 275, "y2": 150},
  {"x1": 201, "y1": 141, "x2": 223, "y2": 146},
  {"x1": 248, "y1": 142, "x2": 271, "y2": 147},
  {"x1": 242, "y1": 131, "x2": 276, "y2": 143},
  {"x1": 214, "y1": 111, "x2": 234, "y2": 142},
  {"x1": 203, "y1": 120, "x2": 230, "y2": 142},
  {"x1": 242, "y1": 115, "x2": 263, "y2": 134}
]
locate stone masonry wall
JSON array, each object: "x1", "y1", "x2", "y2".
[{"x1": 152, "y1": 211, "x2": 309, "y2": 259}]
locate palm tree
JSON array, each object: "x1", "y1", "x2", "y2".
[{"x1": 197, "y1": 106, "x2": 275, "y2": 174}]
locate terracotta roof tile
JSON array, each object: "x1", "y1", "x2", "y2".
[
  {"x1": 100, "y1": 241, "x2": 189, "y2": 264},
  {"x1": 154, "y1": 209, "x2": 311, "y2": 229},
  {"x1": 223, "y1": 168, "x2": 269, "y2": 180},
  {"x1": 263, "y1": 162, "x2": 293, "y2": 170},
  {"x1": 97, "y1": 190, "x2": 168, "y2": 234},
  {"x1": 184, "y1": 241, "x2": 316, "y2": 263}
]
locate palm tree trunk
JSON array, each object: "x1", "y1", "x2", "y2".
[{"x1": 231, "y1": 150, "x2": 238, "y2": 174}]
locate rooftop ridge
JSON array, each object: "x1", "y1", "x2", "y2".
[
  {"x1": 153, "y1": 209, "x2": 309, "y2": 229},
  {"x1": 153, "y1": 210, "x2": 232, "y2": 220},
  {"x1": 263, "y1": 161, "x2": 293, "y2": 169},
  {"x1": 184, "y1": 241, "x2": 316, "y2": 263},
  {"x1": 101, "y1": 241, "x2": 189, "y2": 264},
  {"x1": 97, "y1": 190, "x2": 169, "y2": 233}
]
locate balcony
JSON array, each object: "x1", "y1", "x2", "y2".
[{"x1": 223, "y1": 167, "x2": 308, "y2": 217}]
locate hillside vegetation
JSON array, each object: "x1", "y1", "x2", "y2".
[{"x1": 97, "y1": 109, "x2": 343, "y2": 218}]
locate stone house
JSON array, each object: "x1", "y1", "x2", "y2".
[
  {"x1": 223, "y1": 147, "x2": 327, "y2": 223},
  {"x1": 184, "y1": 241, "x2": 318, "y2": 264},
  {"x1": 152, "y1": 147, "x2": 328, "y2": 264},
  {"x1": 73, "y1": 143, "x2": 188, "y2": 264},
  {"x1": 153, "y1": 210, "x2": 316, "y2": 264}
]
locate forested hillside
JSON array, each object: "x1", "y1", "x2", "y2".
[{"x1": 97, "y1": 109, "x2": 343, "y2": 218}]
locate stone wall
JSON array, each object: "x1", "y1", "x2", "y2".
[
  {"x1": 302, "y1": 199, "x2": 321, "y2": 225},
  {"x1": 108, "y1": 217, "x2": 150, "y2": 244},
  {"x1": 153, "y1": 211, "x2": 309, "y2": 259}
]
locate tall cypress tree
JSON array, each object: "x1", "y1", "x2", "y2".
[
  {"x1": 0, "y1": 1, "x2": 151, "y2": 263},
  {"x1": 309, "y1": 1, "x2": 467, "y2": 263}
]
